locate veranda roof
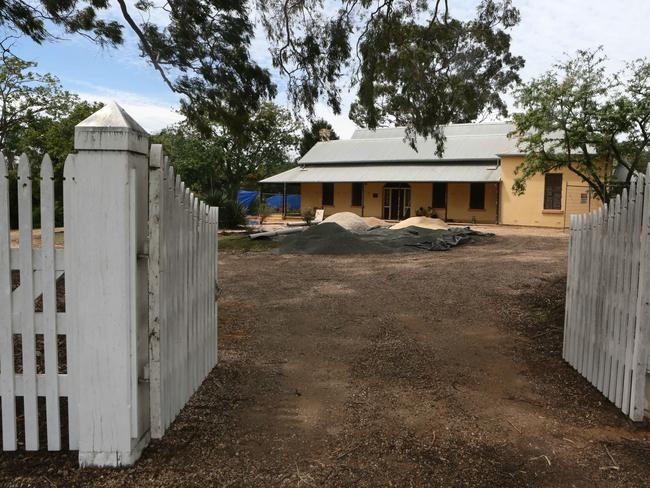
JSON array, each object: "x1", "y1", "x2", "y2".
[{"x1": 260, "y1": 163, "x2": 501, "y2": 184}]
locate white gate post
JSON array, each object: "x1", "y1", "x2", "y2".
[{"x1": 69, "y1": 102, "x2": 151, "y2": 466}]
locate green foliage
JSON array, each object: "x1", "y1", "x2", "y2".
[
  {"x1": 258, "y1": 203, "x2": 273, "y2": 225},
  {"x1": 512, "y1": 49, "x2": 650, "y2": 203},
  {"x1": 0, "y1": 53, "x2": 76, "y2": 155},
  {"x1": 299, "y1": 119, "x2": 339, "y2": 157},
  {"x1": 152, "y1": 124, "x2": 225, "y2": 203},
  {"x1": 0, "y1": 1, "x2": 274, "y2": 136},
  {"x1": 2, "y1": 1, "x2": 523, "y2": 152},
  {"x1": 135, "y1": 0, "x2": 275, "y2": 137},
  {"x1": 217, "y1": 199, "x2": 248, "y2": 229},
  {"x1": 14, "y1": 99, "x2": 103, "y2": 169},
  {"x1": 15, "y1": 98, "x2": 101, "y2": 227},
  {"x1": 302, "y1": 207, "x2": 316, "y2": 225},
  {"x1": 0, "y1": 53, "x2": 102, "y2": 228},
  {"x1": 261, "y1": 0, "x2": 523, "y2": 151},
  {"x1": 0, "y1": 1, "x2": 123, "y2": 46},
  {"x1": 154, "y1": 102, "x2": 300, "y2": 203},
  {"x1": 218, "y1": 234, "x2": 279, "y2": 252},
  {"x1": 153, "y1": 102, "x2": 300, "y2": 228}
]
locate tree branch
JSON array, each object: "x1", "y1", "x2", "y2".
[{"x1": 115, "y1": 0, "x2": 177, "y2": 95}]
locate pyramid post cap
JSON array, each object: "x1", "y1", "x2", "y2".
[{"x1": 75, "y1": 101, "x2": 149, "y2": 154}]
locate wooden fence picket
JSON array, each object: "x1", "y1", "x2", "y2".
[
  {"x1": 18, "y1": 155, "x2": 39, "y2": 450},
  {"x1": 40, "y1": 156, "x2": 61, "y2": 450},
  {"x1": 62, "y1": 154, "x2": 78, "y2": 450},
  {"x1": 623, "y1": 176, "x2": 644, "y2": 414},
  {"x1": 614, "y1": 189, "x2": 629, "y2": 407},
  {"x1": 599, "y1": 201, "x2": 616, "y2": 392},
  {"x1": 0, "y1": 154, "x2": 17, "y2": 451}
]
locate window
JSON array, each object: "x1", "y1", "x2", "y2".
[
  {"x1": 469, "y1": 183, "x2": 485, "y2": 210},
  {"x1": 351, "y1": 183, "x2": 363, "y2": 206},
  {"x1": 432, "y1": 182, "x2": 447, "y2": 208},
  {"x1": 544, "y1": 174, "x2": 563, "y2": 210},
  {"x1": 322, "y1": 183, "x2": 334, "y2": 206}
]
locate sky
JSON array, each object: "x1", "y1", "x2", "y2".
[{"x1": 9, "y1": 0, "x2": 650, "y2": 138}]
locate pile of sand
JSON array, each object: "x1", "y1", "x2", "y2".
[
  {"x1": 363, "y1": 217, "x2": 391, "y2": 228},
  {"x1": 321, "y1": 212, "x2": 370, "y2": 232},
  {"x1": 390, "y1": 216, "x2": 449, "y2": 231}
]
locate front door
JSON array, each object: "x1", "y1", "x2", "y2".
[{"x1": 383, "y1": 185, "x2": 411, "y2": 220}]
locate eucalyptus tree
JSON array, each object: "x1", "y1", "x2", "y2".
[
  {"x1": 154, "y1": 102, "x2": 300, "y2": 204},
  {"x1": 0, "y1": 0, "x2": 524, "y2": 149},
  {"x1": 511, "y1": 49, "x2": 650, "y2": 203}
]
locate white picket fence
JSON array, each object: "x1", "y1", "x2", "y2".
[
  {"x1": 0, "y1": 103, "x2": 219, "y2": 465},
  {"x1": 148, "y1": 145, "x2": 218, "y2": 439},
  {"x1": 0, "y1": 154, "x2": 76, "y2": 451},
  {"x1": 564, "y1": 167, "x2": 650, "y2": 421}
]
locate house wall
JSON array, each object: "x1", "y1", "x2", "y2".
[
  {"x1": 300, "y1": 183, "x2": 322, "y2": 212},
  {"x1": 300, "y1": 182, "x2": 497, "y2": 223},
  {"x1": 499, "y1": 156, "x2": 599, "y2": 228},
  {"x1": 411, "y1": 183, "x2": 432, "y2": 215},
  {"x1": 300, "y1": 182, "x2": 363, "y2": 216},
  {"x1": 363, "y1": 183, "x2": 384, "y2": 217},
  {"x1": 447, "y1": 183, "x2": 498, "y2": 224}
]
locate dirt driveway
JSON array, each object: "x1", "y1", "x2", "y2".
[{"x1": 3, "y1": 226, "x2": 650, "y2": 487}]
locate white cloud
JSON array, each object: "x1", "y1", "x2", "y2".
[{"x1": 511, "y1": 0, "x2": 650, "y2": 80}]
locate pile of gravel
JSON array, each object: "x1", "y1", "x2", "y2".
[{"x1": 277, "y1": 223, "x2": 492, "y2": 255}]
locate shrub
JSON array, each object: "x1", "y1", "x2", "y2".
[
  {"x1": 218, "y1": 200, "x2": 248, "y2": 229},
  {"x1": 302, "y1": 207, "x2": 316, "y2": 225},
  {"x1": 203, "y1": 189, "x2": 248, "y2": 229},
  {"x1": 258, "y1": 203, "x2": 272, "y2": 225},
  {"x1": 415, "y1": 206, "x2": 438, "y2": 218}
]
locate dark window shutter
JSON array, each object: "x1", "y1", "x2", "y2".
[
  {"x1": 432, "y1": 182, "x2": 447, "y2": 208},
  {"x1": 469, "y1": 183, "x2": 485, "y2": 210},
  {"x1": 322, "y1": 183, "x2": 334, "y2": 206},
  {"x1": 351, "y1": 183, "x2": 363, "y2": 206}
]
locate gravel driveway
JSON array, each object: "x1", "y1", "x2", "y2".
[{"x1": 3, "y1": 225, "x2": 650, "y2": 487}]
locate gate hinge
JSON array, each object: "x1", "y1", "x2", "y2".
[{"x1": 138, "y1": 364, "x2": 150, "y2": 384}]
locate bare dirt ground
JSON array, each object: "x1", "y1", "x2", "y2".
[{"x1": 3, "y1": 225, "x2": 650, "y2": 487}]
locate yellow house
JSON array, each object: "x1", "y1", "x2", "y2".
[{"x1": 261, "y1": 123, "x2": 598, "y2": 228}]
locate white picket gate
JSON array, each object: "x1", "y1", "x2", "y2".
[
  {"x1": 148, "y1": 145, "x2": 218, "y2": 439},
  {"x1": 0, "y1": 154, "x2": 77, "y2": 451},
  {"x1": 0, "y1": 103, "x2": 219, "y2": 465},
  {"x1": 564, "y1": 166, "x2": 650, "y2": 421}
]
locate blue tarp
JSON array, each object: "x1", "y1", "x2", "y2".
[
  {"x1": 237, "y1": 190, "x2": 301, "y2": 212},
  {"x1": 237, "y1": 190, "x2": 258, "y2": 211}
]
